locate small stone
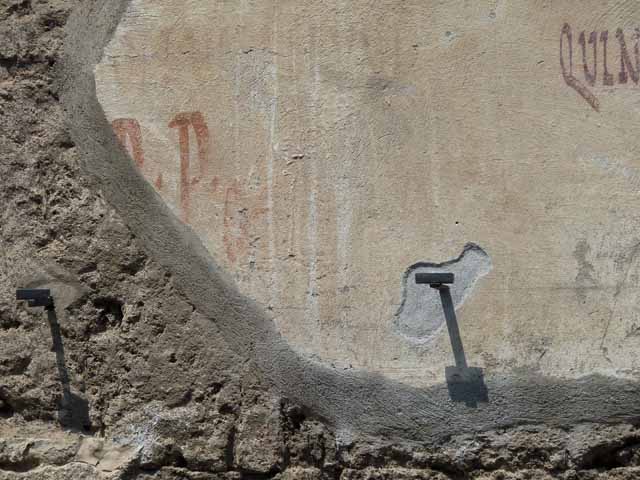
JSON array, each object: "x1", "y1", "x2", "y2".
[{"x1": 234, "y1": 399, "x2": 284, "y2": 473}]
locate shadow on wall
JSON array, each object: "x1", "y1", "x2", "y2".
[
  {"x1": 446, "y1": 366, "x2": 488, "y2": 407},
  {"x1": 432, "y1": 285, "x2": 489, "y2": 408},
  {"x1": 413, "y1": 256, "x2": 490, "y2": 408},
  {"x1": 436, "y1": 282, "x2": 489, "y2": 408},
  {"x1": 46, "y1": 308, "x2": 91, "y2": 432}
]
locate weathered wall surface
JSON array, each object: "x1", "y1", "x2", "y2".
[
  {"x1": 2, "y1": 0, "x2": 640, "y2": 478},
  {"x1": 94, "y1": 0, "x2": 640, "y2": 387}
]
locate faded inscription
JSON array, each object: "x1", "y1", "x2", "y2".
[
  {"x1": 167, "y1": 112, "x2": 210, "y2": 222},
  {"x1": 561, "y1": 23, "x2": 640, "y2": 111},
  {"x1": 111, "y1": 115, "x2": 267, "y2": 266}
]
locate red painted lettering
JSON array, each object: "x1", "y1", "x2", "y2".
[
  {"x1": 560, "y1": 23, "x2": 600, "y2": 112},
  {"x1": 579, "y1": 31, "x2": 597, "y2": 86},
  {"x1": 168, "y1": 112, "x2": 210, "y2": 222},
  {"x1": 616, "y1": 28, "x2": 640, "y2": 84},
  {"x1": 111, "y1": 118, "x2": 145, "y2": 168}
]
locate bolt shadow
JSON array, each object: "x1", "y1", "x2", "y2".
[
  {"x1": 435, "y1": 285, "x2": 489, "y2": 408},
  {"x1": 445, "y1": 366, "x2": 488, "y2": 408},
  {"x1": 46, "y1": 308, "x2": 92, "y2": 431}
]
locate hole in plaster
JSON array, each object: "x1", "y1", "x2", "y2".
[
  {"x1": 92, "y1": 297, "x2": 124, "y2": 334},
  {"x1": 393, "y1": 243, "x2": 492, "y2": 343}
]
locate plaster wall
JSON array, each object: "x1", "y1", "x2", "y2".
[{"x1": 95, "y1": 0, "x2": 640, "y2": 388}]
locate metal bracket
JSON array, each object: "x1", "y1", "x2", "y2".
[
  {"x1": 16, "y1": 289, "x2": 54, "y2": 309},
  {"x1": 415, "y1": 272, "x2": 454, "y2": 287}
]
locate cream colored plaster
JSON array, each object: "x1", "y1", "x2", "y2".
[{"x1": 95, "y1": 0, "x2": 640, "y2": 387}]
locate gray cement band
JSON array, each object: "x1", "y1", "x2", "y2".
[{"x1": 59, "y1": 0, "x2": 640, "y2": 443}]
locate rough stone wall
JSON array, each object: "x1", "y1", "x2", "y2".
[{"x1": 1, "y1": 0, "x2": 640, "y2": 479}]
